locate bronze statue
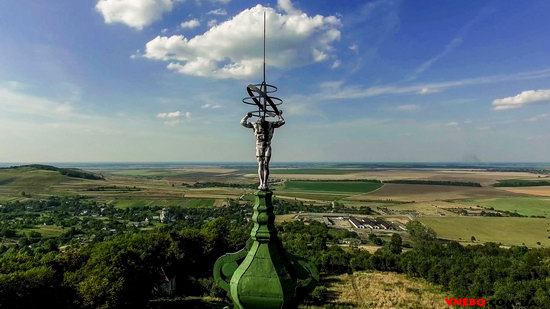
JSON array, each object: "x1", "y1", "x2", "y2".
[{"x1": 241, "y1": 111, "x2": 285, "y2": 190}]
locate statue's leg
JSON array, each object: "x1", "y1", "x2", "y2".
[
  {"x1": 256, "y1": 156, "x2": 263, "y2": 189},
  {"x1": 264, "y1": 157, "x2": 271, "y2": 189}
]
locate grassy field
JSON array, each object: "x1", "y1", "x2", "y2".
[
  {"x1": 283, "y1": 181, "x2": 382, "y2": 193},
  {"x1": 271, "y1": 168, "x2": 363, "y2": 175},
  {"x1": 362, "y1": 183, "x2": 517, "y2": 202},
  {"x1": 25, "y1": 225, "x2": 65, "y2": 237},
  {"x1": 307, "y1": 271, "x2": 444, "y2": 309},
  {"x1": 111, "y1": 198, "x2": 215, "y2": 208},
  {"x1": 497, "y1": 186, "x2": 550, "y2": 197},
  {"x1": 0, "y1": 168, "x2": 73, "y2": 198},
  {"x1": 459, "y1": 197, "x2": 550, "y2": 217},
  {"x1": 419, "y1": 216, "x2": 550, "y2": 247}
]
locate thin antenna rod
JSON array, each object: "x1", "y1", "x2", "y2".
[
  {"x1": 262, "y1": 11, "x2": 266, "y2": 118},
  {"x1": 263, "y1": 11, "x2": 266, "y2": 85}
]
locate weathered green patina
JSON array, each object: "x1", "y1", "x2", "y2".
[{"x1": 213, "y1": 190, "x2": 319, "y2": 308}]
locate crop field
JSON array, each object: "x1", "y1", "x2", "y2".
[
  {"x1": 362, "y1": 183, "x2": 519, "y2": 202},
  {"x1": 282, "y1": 181, "x2": 383, "y2": 193},
  {"x1": 111, "y1": 197, "x2": 216, "y2": 208},
  {"x1": 458, "y1": 197, "x2": 550, "y2": 217},
  {"x1": 270, "y1": 168, "x2": 363, "y2": 175},
  {"x1": 497, "y1": 186, "x2": 550, "y2": 197},
  {"x1": 418, "y1": 217, "x2": 550, "y2": 247}
]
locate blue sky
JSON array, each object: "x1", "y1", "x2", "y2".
[{"x1": 0, "y1": 0, "x2": 549, "y2": 162}]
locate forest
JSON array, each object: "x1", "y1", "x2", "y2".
[{"x1": 1, "y1": 197, "x2": 549, "y2": 308}]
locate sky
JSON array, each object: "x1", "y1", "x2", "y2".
[{"x1": 0, "y1": 0, "x2": 550, "y2": 163}]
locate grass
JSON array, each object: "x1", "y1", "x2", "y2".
[
  {"x1": 307, "y1": 271, "x2": 444, "y2": 309},
  {"x1": 108, "y1": 169, "x2": 189, "y2": 177},
  {"x1": 283, "y1": 181, "x2": 383, "y2": 193},
  {"x1": 24, "y1": 225, "x2": 65, "y2": 238},
  {"x1": 459, "y1": 197, "x2": 550, "y2": 217},
  {"x1": 418, "y1": 216, "x2": 550, "y2": 247},
  {"x1": 183, "y1": 198, "x2": 215, "y2": 208},
  {"x1": 271, "y1": 169, "x2": 363, "y2": 175},
  {"x1": 112, "y1": 198, "x2": 215, "y2": 208}
]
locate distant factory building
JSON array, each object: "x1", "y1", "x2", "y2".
[{"x1": 348, "y1": 216, "x2": 394, "y2": 230}]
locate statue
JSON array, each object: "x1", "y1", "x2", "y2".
[
  {"x1": 240, "y1": 111, "x2": 285, "y2": 190},
  {"x1": 212, "y1": 12, "x2": 318, "y2": 309}
]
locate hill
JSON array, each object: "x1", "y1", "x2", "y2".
[
  {"x1": 0, "y1": 165, "x2": 102, "y2": 199},
  {"x1": 2, "y1": 164, "x2": 103, "y2": 180}
]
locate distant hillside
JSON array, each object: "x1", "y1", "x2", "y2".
[{"x1": 1, "y1": 164, "x2": 103, "y2": 180}]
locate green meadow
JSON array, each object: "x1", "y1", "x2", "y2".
[
  {"x1": 282, "y1": 180, "x2": 383, "y2": 193},
  {"x1": 419, "y1": 216, "x2": 550, "y2": 247},
  {"x1": 460, "y1": 197, "x2": 550, "y2": 217}
]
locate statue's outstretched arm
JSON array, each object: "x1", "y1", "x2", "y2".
[{"x1": 241, "y1": 113, "x2": 253, "y2": 128}]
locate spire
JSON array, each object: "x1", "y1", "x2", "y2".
[{"x1": 264, "y1": 11, "x2": 265, "y2": 84}]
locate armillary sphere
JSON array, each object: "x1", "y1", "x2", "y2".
[{"x1": 242, "y1": 82, "x2": 283, "y2": 118}]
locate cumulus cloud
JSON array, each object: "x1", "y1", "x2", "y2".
[
  {"x1": 492, "y1": 89, "x2": 550, "y2": 111},
  {"x1": 181, "y1": 18, "x2": 200, "y2": 29},
  {"x1": 96, "y1": 0, "x2": 176, "y2": 30},
  {"x1": 144, "y1": 4, "x2": 341, "y2": 79},
  {"x1": 157, "y1": 110, "x2": 191, "y2": 125},
  {"x1": 277, "y1": 0, "x2": 300, "y2": 15}
]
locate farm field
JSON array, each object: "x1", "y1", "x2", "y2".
[
  {"x1": 458, "y1": 197, "x2": 550, "y2": 217},
  {"x1": 3, "y1": 164, "x2": 550, "y2": 247},
  {"x1": 361, "y1": 183, "x2": 518, "y2": 202},
  {"x1": 271, "y1": 168, "x2": 364, "y2": 175},
  {"x1": 418, "y1": 217, "x2": 550, "y2": 247},
  {"x1": 282, "y1": 180, "x2": 383, "y2": 193},
  {"x1": 497, "y1": 186, "x2": 550, "y2": 197}
]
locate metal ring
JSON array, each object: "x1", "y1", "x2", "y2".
[{"x1": 244, "y1": 84, "x2": 282, "y2": 115}]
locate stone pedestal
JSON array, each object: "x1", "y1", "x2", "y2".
[{"x1": 213, "y1": 190, "x2": 318, "y2": 309}]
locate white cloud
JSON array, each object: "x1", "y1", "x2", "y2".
[
  {"x1": 180, "y1": 18, "x2": 200, "y2": 29},
  {"x1": 418, "y1": 87, "x2": 440, "y2": 95},
  {"x1": 95, "y1": 0, "x2": 176, "y2": 30},
  {"x1": 446, "y1": 121, "x2": 459, "y2": 127},
  {"x1": 349, "y1": 43, "x2": 359, "y2": 53},
  {"x1": 207, "y1": 19, "x2": 218, "y2": 27},
  {"x1": 0, "y1": 86, "x2": 78, "y2": 118},
  {"x1": 157, "y1": 110, "x2": 191, "y2": 125},
  {"x1": 207, "y1": 8, "x2": 227, "y2": 16},
  {"x1": 331, "y1": 60, "x2": 341, "y2": 69},
  {"x1": 157, "y1": 111, "x2": 191, "y2": 118},
  {"x1": 406, "y1": 7, "x2": 492, "y2": 81},
  {"x1": 277, "y1": 0, "x2": 300, "y2": 15},
  {"x1": 201, "y1": 103, "x2": 222, "y2": 109},
  {"x1": 318, "y1": 68, "x2": 550, "y2": 100},
  {"x1": 396, "y1": 104, "x2": 419, "y2": 112},
  {"x1": 492, "y1": 89, "x2": 550, "y2": 111},
  {"x1": 144, "y1": 4, "x2": 341, "y2": 79}
]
